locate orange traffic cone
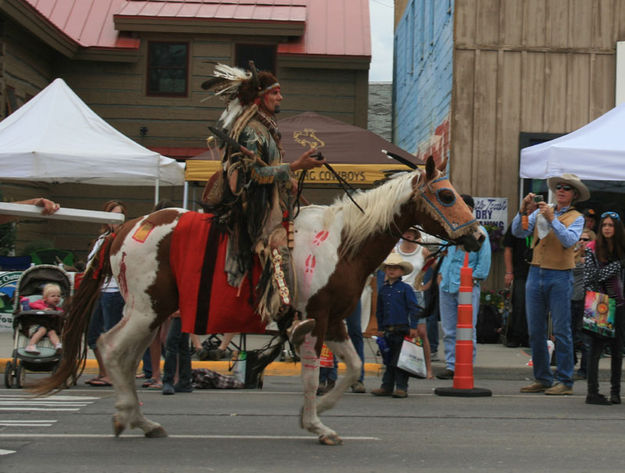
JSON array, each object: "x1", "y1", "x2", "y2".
[{"x1": 435, "y1": 253, "x2": 492, "y2": 397}]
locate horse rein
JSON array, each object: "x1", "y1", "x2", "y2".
[{"x1": 294, "y1": 151, "x2": 365, "y2": 218}]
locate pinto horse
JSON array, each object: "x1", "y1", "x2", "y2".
[{"x1": 33, "y1": 156, "x2": 483, "y2": 445}]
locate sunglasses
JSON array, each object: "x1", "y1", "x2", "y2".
[
  {"x1": 555, "y1": 184, "x2": 573, "y2": 191},
  {"x1": 601, "y1": 211, "x2": 620, "y2": 220},
  {"x1": 580, "y1": 238, "x2": 590, "y2": 241}
]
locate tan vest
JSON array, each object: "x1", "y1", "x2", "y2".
[{"x1": 531, "y1": 209, "x2": 582, "y2": 270}]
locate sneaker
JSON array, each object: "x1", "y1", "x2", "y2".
[
  {"x1": 430, "y1": 352, "x2": 440, "y2": 362},
  {"x1": 55, "y1": 343, "x2": 63, "y2": 354},
  {"x1": 436, "y1": 369, "x2": 454, "y2": 380},
  {"x1": 25, "y1": 345, "x2": 40, "y2": 355},
  {"x1": 162, "y1": 383, "x2": 175, "y2": 395},
  {"x1": 611, "y1": 393, "x2": 621, "y2": 404},
  {"x1": 174, "y1": 384, "x2": 193, "y2": 393},
  {"x1": 586, "y1": 393, "x2": 611, "y2": 405},
  {"x1": 520, "y1": 382, "x2": 549, "y2": 393},
  {"x1": 371, "y1": 387, "x2": 393, "y2": 397},
  {"x1": 544, "y1": 383, "x2": 573, "y2": 395},
  {"x1": 350, "y1": 381, "x2": 366, "y2": 393},
  {"x1": 392, "y1": 389, "x2": 408, "y2": 398}
]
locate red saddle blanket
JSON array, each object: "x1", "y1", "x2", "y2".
[{"x1": 169, "y1": 212, "x2": 265, "y2": 334}]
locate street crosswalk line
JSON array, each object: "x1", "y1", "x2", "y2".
[{"x1": 0, "y1": 420, "x2": 56, "y2": 427}]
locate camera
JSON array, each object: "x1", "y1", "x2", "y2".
[{"x1": 533, "y1": 195, "x2": 544, "y2": 203}]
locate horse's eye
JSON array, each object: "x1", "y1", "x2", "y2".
[{"x1": 436, "y1": 189, "x2": 456, "y2": 206}]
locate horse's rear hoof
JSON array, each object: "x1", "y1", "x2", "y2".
[
  {"x1": 319, "y1": 434, "x2": 342, "y2": 446},
  {"x1": 112, "y1": 417, "x2": 125, "y2": 437},
  {"x1": 145, "y1": 426, "x2": 168, "y2": 438}
]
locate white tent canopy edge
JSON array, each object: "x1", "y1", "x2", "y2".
[
  {"x1": 520, "y1": 102, "x2": 625, "y2": 181},
  {"x1": 0, "y1": 78, "x2": 184, "y2": 202}
]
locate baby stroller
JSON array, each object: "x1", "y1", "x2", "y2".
[{"x1": 4, "y1": 264, "x2": 71, "y2": 388}]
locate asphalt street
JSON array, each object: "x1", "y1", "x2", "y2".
[{"x1": 1, "y1": 373, "x2": 625, "y2": 473}]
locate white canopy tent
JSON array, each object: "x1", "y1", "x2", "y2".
[
  {"x1": 0, "y1": 78, "x2": 184, "y2": 201},
  {"x1": 520, "y1": 102, "x2": 625, "y2": 182}
]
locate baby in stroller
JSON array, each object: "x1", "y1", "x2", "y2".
[{"x1": 24, "y1": 283, "x2": 63, "y2": 354}]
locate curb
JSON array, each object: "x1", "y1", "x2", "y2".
[
  {"x1": 0, "y1": 358, "x2": 386, "y2": 377},
  {"x1": 0, "y1": 358, "x2": 610, "y2": 381}
]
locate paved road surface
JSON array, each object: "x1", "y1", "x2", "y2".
[{"x1": 1, "y1": 374, "x2": 624, "y2": 473}]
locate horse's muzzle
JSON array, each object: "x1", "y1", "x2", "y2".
[{"x1": 458, "y1": 229, "x2": 485, "y2": 252}]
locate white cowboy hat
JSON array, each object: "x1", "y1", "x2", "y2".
[
  {"x1": 379, "y1": 252, "x2": 413, "y2": 275},
  {"x1": 547, "y1": 173, "x2": 590, "y2": 203}
]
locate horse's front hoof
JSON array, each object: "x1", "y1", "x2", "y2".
[
  {"x1": 112, "y1": 416, "x2": 125, "y2": 437},
  {"x1": 319, "y1": 434, "x2": 343, "y2": 446},
  {"x1": 145, "y1": 426, "x2": 168, "y2": 438}
]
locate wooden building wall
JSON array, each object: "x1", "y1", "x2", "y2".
[
  {"x1": 451, "y1": 0, "x2": 625, "y2": 216},
  {"x1": 55, "y1": 33, "x2": 369, "y2": 152},
  {"x1": 0, "y1": 22, "x2": 368, "y2": 262},
  {"x1": 450, "y1": 0, "x2": 625, "y2": 289}
]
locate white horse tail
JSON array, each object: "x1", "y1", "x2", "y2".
[{"x1": 31, "y1": 233, "x2": 114, "y2": 395}]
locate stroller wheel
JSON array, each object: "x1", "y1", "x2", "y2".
[
  {"x1": 4, "y1": 361, "x2": 15, "y2": 388},
  {"x1": 15, "y1": 364, "x2": 25, "y2": 389}
]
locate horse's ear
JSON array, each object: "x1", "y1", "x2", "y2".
[
  {"x1": 437, "y1": 155, "x2": 448, "y2": 173},
  {"x1": 426, "y1": 155, "x2": 436, "y2": 181}
]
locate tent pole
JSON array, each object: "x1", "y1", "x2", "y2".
[
  {"x1": 183, "y1": 181, "x2": 189, "y2": 209},
  {"x1": 154, "y1": 179, "x2": 160, "y2": 205}
]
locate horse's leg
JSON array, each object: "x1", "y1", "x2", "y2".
[
  {"x1": 99, "y1": 310, "x2": 166, "y2": 438},
  {"x1": 299, "y1": 331, "x2": 342, "y2": 446},
  {"x1": 316, "y1": 338, "x2": 361, "y2": 415}
]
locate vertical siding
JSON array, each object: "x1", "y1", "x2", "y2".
[
  {"x1": 450, "y1": 0, "x2": 624, "y2": 214},
  {"x1": 394, "y1": 0, "x2": 454, "y2": 164}
]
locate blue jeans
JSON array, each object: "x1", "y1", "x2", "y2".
[
  {"x1": 381, "y1": 331, "x2": 409, "y2": 391},
  {"x1": 100, "y1": 291, "x2": 124, "y2": 331},
  {"x1": 163, "y1": 317, "x2": 192, "y2": 389},
  {"x1": 425, "y1": 291, "x2": 439, "y2": 353},
  {"x1": 346, "y1": 301, "x2": 364, "y2": 382},
  {"x1": 525, "y1": 266, "x2": 574, "y2": 387},
  {"x1": 87, "y1": 302, "x2": 104, "y2": 350},
  {"x1": 439, "y1": 285, "x2": 481, "y2": 371}
]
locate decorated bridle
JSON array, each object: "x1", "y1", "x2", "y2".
[{"x1": 388, "y1": 161, "x2": 478, "y2": 251}]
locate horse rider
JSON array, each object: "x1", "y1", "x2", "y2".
[{"x1": 202, "y1": 63, "x2": 326, "y2": 349}]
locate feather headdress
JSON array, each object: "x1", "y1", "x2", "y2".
[{"x1": 201, "y1": 64, "x2": 251, "y2": 98}]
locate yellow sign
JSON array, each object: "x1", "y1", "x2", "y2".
[{"x1": 185, "y1": 160, "x2": 415, "y2": 186}]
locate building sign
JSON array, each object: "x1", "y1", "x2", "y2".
[
  {"x1": 0, "y1": 271, "x2": 20, "y2": 332},
  {"x1": 474, "y1": 197, "x2": 508, "y2": 232}
]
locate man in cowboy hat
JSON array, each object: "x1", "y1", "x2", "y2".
[
  {"x1": 512, "y1": 173, "x2": 589, "y2": 395},
  {"x1": 372, "y1": 252, "x2": 422, "y2": 398}
]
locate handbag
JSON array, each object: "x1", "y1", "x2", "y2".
[
  {"x1": 583, "y1": 291, "x2": 616, "y2": 338},
  {"x1": 396, "y1": 338, "x2": 426, "y2": 378}
]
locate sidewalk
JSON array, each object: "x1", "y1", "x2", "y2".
[{"x1": 0, "y1": 330, "x2": 611, "y2": 381}]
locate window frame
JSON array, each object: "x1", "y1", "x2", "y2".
[{"x1": 146, "y1": 41, "x2": 190, "y2": 97}]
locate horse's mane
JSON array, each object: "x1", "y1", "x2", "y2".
[{"x1": 325, "y1": 171, "x2": 421, "y2": 256}]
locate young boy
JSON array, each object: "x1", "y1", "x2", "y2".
[
  {"x1": 25, "y1": 283, "x2": 63, "y2": 355},
  {"x1": 372, "y1": 252, "x2": 422, "y2": 398}
]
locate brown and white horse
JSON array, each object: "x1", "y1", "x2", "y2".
[{"x1": 33, "y1": 157, "x2": 483, "y2": 445}]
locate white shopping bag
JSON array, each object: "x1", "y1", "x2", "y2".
[{"x1": 396, "y1": 338, "x2": 426, "y2": 378}]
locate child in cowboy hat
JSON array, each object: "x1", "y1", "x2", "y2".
[{"x1": 371, "y1": 252, "x2": 423, "y2": 399}]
